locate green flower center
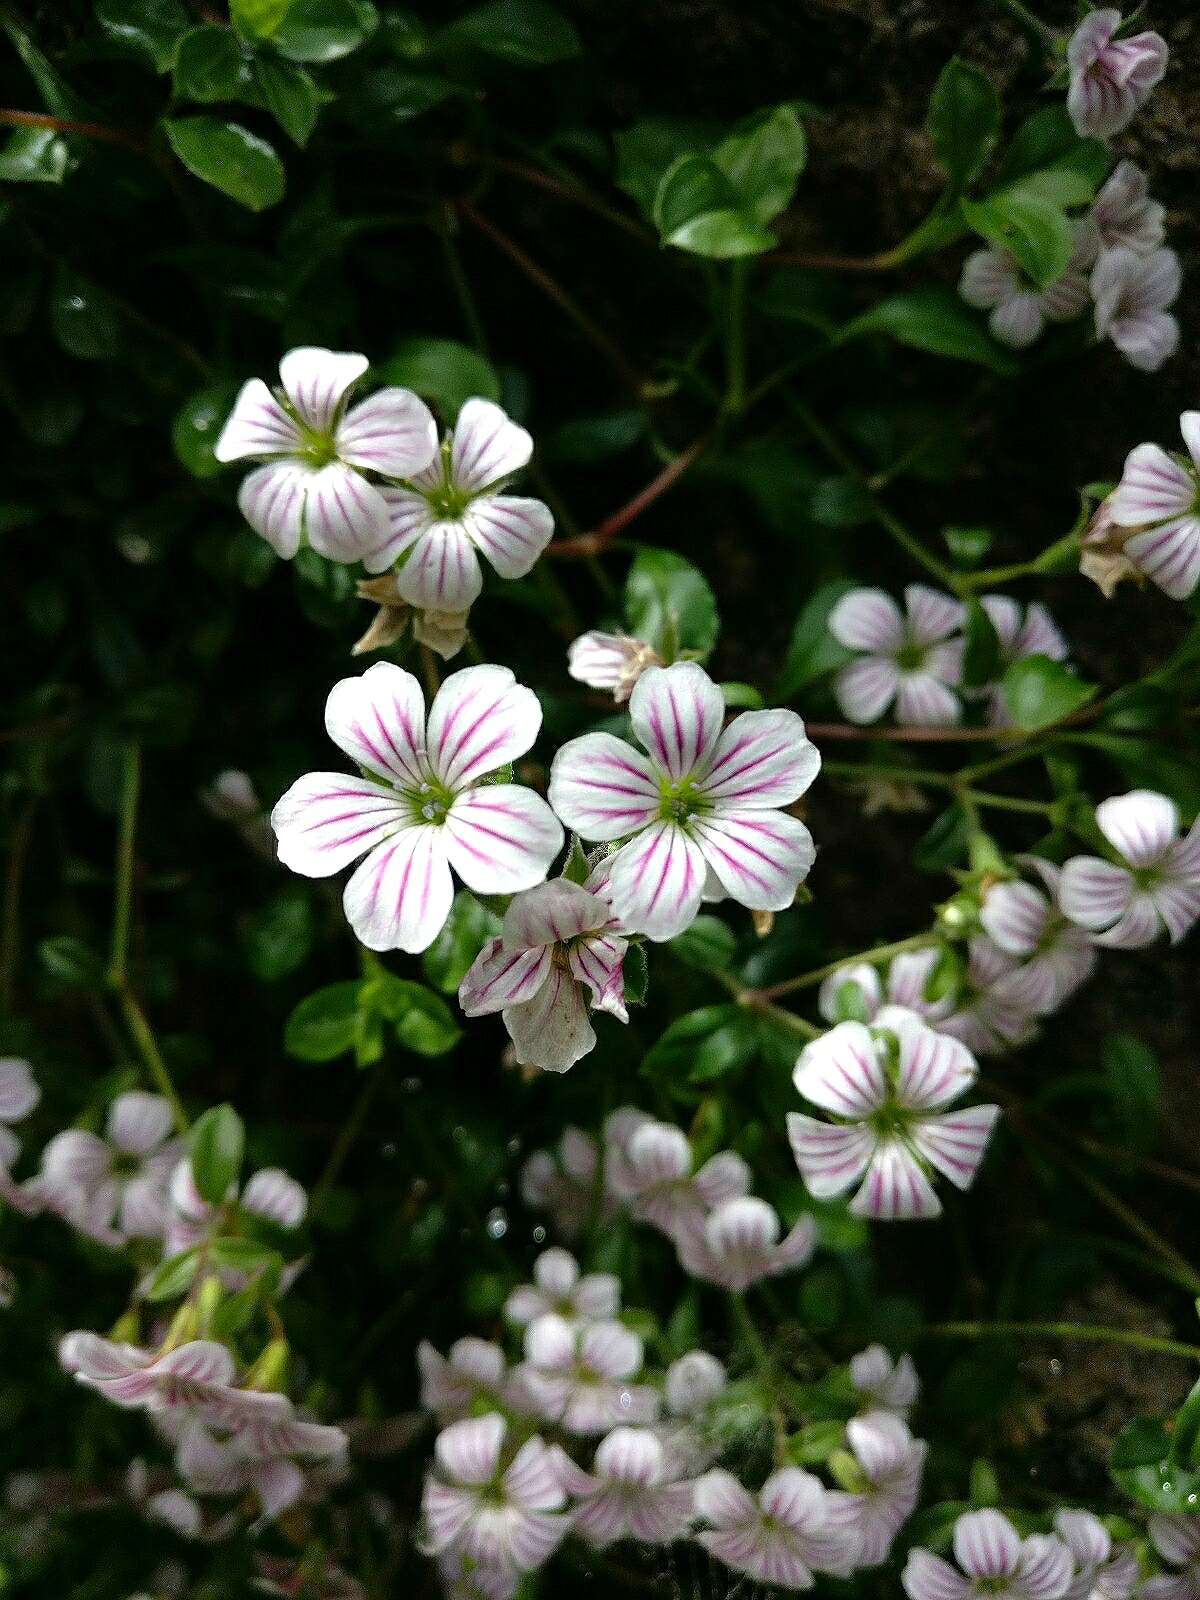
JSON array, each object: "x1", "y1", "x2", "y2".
[
  {"x1": 896, "y1": 640, "x2": 927, "y2": 672},
  {"x1": 425, "y1": 484, "x2": 473, "y2": 522},
  {"x1": 658, "y1": 778, "x2": 708, "y2": 825},
  {"x1": 409, "y1": 779, "x2": 455, "y2": 825}
]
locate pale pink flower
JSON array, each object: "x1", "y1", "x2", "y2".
[
  {"x1": 977, "y1": 596, "x2": 1070, "y2": 727},
  {"x1": 437, "y1": 1548, "x2": 517, "y2": 1600},
  {"x1": 959, "y1": 247, "x2": 1090, "y2": 349},
  {"x1": 518, "y1": 1314, "x2": 659, "y2": 1435},
  {"x1": 176, "y1": 1404, "x2": 347, "y2": 1521},
  {"x1": 1061, "y1": 790, "x2": 1200, "y2": 948},
  {"x1": 38, "y1": 1092, "x2": 182, "y2": 1243},
  {"x1": 676, "y1": 1196, "x2": 816, "y2": 1292},
  {"x1": 567, "y1": 632, "x2": 662, "y2": 704},
  {"x1": 200, "y1": 769, "x2": 273, "y2": 856},
  {"x1": 60, "y1": 1333, "x2": 289, "y2": 1429},
  {"x1": 272, "y1": 662, "x2": 562, "y2": 954},
  {"x1": 163, "y1": 1157, "x2": 306, "y2": 1261},
  {"x1": 550, "y1": 661, "x2": 819, "y2": 940},
  {"x1": 0, "y1": 1059, "x2": 39, "y2": 1204},
  {"x1": 605, "y1": 1119, "x2": 750, "y2": 1244},
  {"x1": 417, "y1": 1338, "x2": 533, "y2": 1425},
  {"x1": 215, "y1": 347, "x2": 437, "y2": 561},
  {"x1": 850, "y1": 1345, "x2": 919, "y2": 1416},
  {"x1": 1055, "y1": 1510, "x2": 1138, "y2": 1600},
  {"x1": 125, "y1": 1459, "x2": 202, "y2": 1539},
  {"x1": 695, "y1": 1466, "x2": 863, "y2": 1589},
  {"x1": 846, "y1": 1411, "x2": 926, "y2": 1566},
  {"x1": 980, "y1": 861, "x2": 1097, "y2": 1015},
  {"x1": 938, "y1": 938, "x2": 1039, "y2": 1055},
  {"x1": 504, "y1": 1247, "x2": 619, "y2": 1329},
  {"x1": 363, "y1": 399, "x2": 553, "y2": 610},
  {"x1": 1092, "y1": 247, "x2": 1180, "y2": 372},
  {"x1": 1066, "y1": 9, "x2": 1168, "y2": 140},
  {"x1": 459, "y1": 870, "x2": 627, "y2": 1073},
  {"x1": 241, "y1": 1168, "x2": 307, "y2": 1230},
  {"x1": 664, "y1": 1351, "x2": 728, "y2": 1418},
  {"x1": 789, "y1": 1011, "x2": 999, "y2": 1220},
  {"x1": 818, "y1": 949, "x2": 951, "y2": 1027},
  {"x1": 904, "y1": 1509, "x2": 1073, "y2": 1600},
  {"x1": 421, "y1": 1413, "x2": 568, "y2": 1582},
  {"x1": 829, "y1": 586, "x2": 965, "y2": 727},
  {"x1": 1142, "y1": 1515, "x2": 1200, "y2": 1600},
  {"x1": 1104, "y1": 413, "x2": 1200, "y2": 600},
  {"x1": 1086, "y1": 161, "x2": 1165, "y2": 258},
  {"x1": 519, "y1": 1126, "x2": 607, "y2": 1238},
  {"x1": 557, "y1": 1426, "x2": 695, "y2": 1546}
]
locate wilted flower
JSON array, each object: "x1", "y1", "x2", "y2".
[
  {"x1": 556, "y1": 1426, "x2": 695, "y2": 1547},
  {"x1": 977, "y1": 596, "x2": 1069, "y2": 726},
  {"x1": 1079, "y1": 493, "x2": 1141, "y2": 599},
  {"x1": 459, "y1": 872, "x2": 627, "y2": 1073},
  {"x1": 215, "y1": 347, "x2": 437, "y2": 561},
  {"x1": 789, "y1": 1011, "x2": 999, "y2": 1220},
  {"x1": 272, "y1": 662, "x2": 562, "y2": 954},
  {"x1": 664, "y1": 1351, "x2": 728, "y2": 1418},
  {"x1": 421, "y1": 1414, "x2": 568, "y2": 1584},
  {"x1": 417, "y1": 1338, "x2": 532, "y2": 1425},
  {"x1": 518, "y1": 1314, "x2": 658, "y2": 1435},
  {"x1": 550, "y1": 661, "x2": 819, "y2": 940},
  {"x1": 939, "y1": 937, "x2": 1039, "y2": 1056},
  {"x1": 818, "y1": 949, "x2": 951, "y2": 1027},
  {"x1": 1061, "y1": 790, "x2": 1200, "y2": 947},
  {"x1": 1066, "y1": 9, "x2": 1168, "y2": 140},
  {"x1": 363, "y1": 399, "x2": 553, "y2": 611},
  {"x1": 504, "y1": 1247, "x2": 619, "y2": 1329},
  {"x1": 605, "y1": 1119, "x2": 750, "y2": 1244},
  {"x1": 980, "y1": 861, "x2": 1097, "y2": 1015},
  {"x1": 519, "y1": 1127, "x2": 606, "y2": 1238},
  {"x1": 846, "y1": 1411, "x2": 926, "y2": 1566},
  {"x1": 958, "y1": 246, "x2": 1090, "y2": 349},
  {"x1": 829, "y1": 586, "x2": 964, "y2": 727},
  {"x1": 1086, "y1": 161, "x2": 1165, "y2": 258},
  {"x1": 903, "y1": 1508, "x2": 1073, "y2": 1600},
  {"x1": 1092, "y1": 247, "x2": 1180, "y2": 372},
  {"x1": 1102, "y1": 413, "x2": 1200, "y2": 600},
  {"x1": 675, "y1": 1196, "x2": 816, "y2": 1292},
  {"x1": 1055, "y1": 1510, "x2": 1138, "y2": 1600},
  {"x1": 39, "y1": 1092, "x2": 182, "y2": 1244},
  {"x1": 352, "y1": 574, "x2": 471, "y2": 663},
  {"x1": 1142, "y1": 1514, "x2": 1200, "y2": 1600},
  {"x1": 567, "y1": 632, "x2": 662, "y2": 703},
  {"x1": 849, "y1": 1345, "x2": 919, "y2": 1416},
  {"x1": 695, "y1": 1466, "x2": 862, "y2": 1589}
]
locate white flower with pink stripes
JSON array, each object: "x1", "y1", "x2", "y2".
[
  {"x1": 60, "y1": 1333, "x2": 289, "y2": 1429},
  {"x1": 849, "y1": 1345, "x2": 919, "y2": 1416},
  {"x1": 1142, "y1": 1514, "x2": 1200, "y2": 1600},
  {"x1": 818, "y1": 948, "x2": 952, "y2": 1027},
  {"x1": 556, "y1": 1426, "x2": 696, "y2": 1547},
  {"x1": 1086, "y1": 161, "x2": 1165, "y2": 259},
  {"x1": 363, "y1": 399, "x2": 554, "y2": 611},
  {"x1": 1066, "y1": 9, "x2": 1167, "y2": 140},
  {"x1": 788, "y1": 1011, "x2": 999, "y2": 1220},
  {"x1": 958, "y1": 246, "x2": 1090, "y2": 350},
  {"x1": 549, "y1": 661, "x2": 820, "y2": 941},
  {"x1": 694, "y1": 1465, "x2": 863, "y2": 1589},
  {"x1": 517, "y1": 1314, "x2": 659, "y2": 1435},
  {"x1": 1103, "y1": 413, "x2": 1200, "y2": 600},
  {"x1": 903, "y1": 1508, "x2": 1073, "y2": 1600},
  {"x1": 567, "y1": 632, "x2": 661, "y2": 704},
  {"x1": 976, "y1": 596, "x2": 1069, "y2": 727},
  {"x1": 605, "y1": 1118, "x2": 750, "y2": 1244},
  {"x1": 1061, "y1": 790, "x2": 1200, "y2": 948},
  {"x1": 272, "y1": 662, "x2": 562, "y2": 954},
  {"x1": 829, "y1": 586, "x2": 965, "y2": 727},
  {"x1": 675, "y1": 1195, "x2": 816, "y2": 1292},
  {"x1": 980, "y1": 862, "x2": 1097, "y2": 1015},
  {"x1": 215, "y1": 347, "x2": 438, "y2": 562},
  {"x1": 845, "y1": 1411, "x2": 926, "y2": 1566},
  {"x1": 458, "y1": 868, "x2": 627, "y2": 1073},
  {"x1": 1092, "y1": 247, "x2": 1180, "y2": 373},
  {"x1": 504, "y1": 1247, "x2": 619, "y2": 1329},
  {"x1": 417, "y1": 1337, "x2": 533, "y2": 1425}
]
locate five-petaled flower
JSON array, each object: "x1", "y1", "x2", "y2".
[
  {"x1": 459, "y1": 870, "x2": 628, "y2": 1073},
  {"x1": 1102, "y1": 412, "x2": 1200, "y2": 600},
  {"x1": 694, "y1": 1465, "x2": 862, "y2": 1590},
  {"x1": 1060, "y1": 790, "x2": 1200, "y2": 948},
  {"x1": 362, "y1": 399, "x2": 554, "y2": 612},
  {"x1": 1091, "y1": 247, "x2": 1181, "y2": 373},
  {"x1": 788, "y1": 1010, "x2": 999, "y2": 1220},
  {"x1": 958, "y1": 245, "x2": 1090, "y2": 350},
  {"x1": 38, "y1": 1092, "x2": 182, "y2": 1244},
  {"x1": 272, "y1": 662, "x2": 563, "y2": 954},
  {"x1": 976, "y1": 596, "x2": 1069, "y2": 727},
  {"x1": 504, "y1": 1247, "x2": 619, "y2": 1330},
  {"x1": 818, "y1": 949, "x2": 951, "y2": 1028},
  {"x1": 605, "y1": 1118, "x2": 750, "y2": 1244},
  {"x1": 1066, "y1": 9, "x2": 1168, "y2": 141},
  {"x1": 1085, "y1": 161, "x2": 1165, "y2": 259},
  {"x1": 215, "y1": 347, "x2": 438, "y2": 562},
  {"x1": 980, "y1": 861, "x2": 1097, "y2": 1015},
  {"x1": 850, "y1": 1344, "x2": 919, "y2": 1416},
  {"x1": 417, "y1": 1337, "x2": 533, "y2": 1425},
  {"x1": 845, "y1": 1411, "x2": 926, "y2": 1567},
  {"x1": 829, "y1": 586, "x2": 965, "y2": 727},
  {"x1": 556, "y1": 1426, "x2": 696, "y2": 1547},
  {"x1": 675, "y1": 1195, "x2": 816, "y2": 1292},
  {"x1": 518, "y1": 1314, "x2": 659, "y2": 1435},
  {"x1": 549, "y1": 660, "x2": 820, "y2": 941},
  {"x1": 903, "y1": 1508, "x2": 1073, "y2": 1600}
]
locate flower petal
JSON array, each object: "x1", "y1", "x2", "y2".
[
  {"x1": 851, "y1": 1143, "x2": 941, "y2": 1221},
  {"x1": 829, "y1": 589, "x2": 905, "y2": 652},
  {"x1": 428, "y1": 665, "x2": 543, "y2": 792},
  {"x1": 465, "y1": 495, "x2": 554, "y2": 579},
  {"x1": 906, "y1": 585, "x2": 964, "y2": 646},
  {"x1": 0, "y1": 1059, "x2": 38, "y2": 1123},
  {"x1": 895, "y1": 672, "x2": 961, "y2": 727},
  {"x1": 909, "y1": 1105, "x2": 999, "y2": 1190},
  {"x1": 502, "y1": 879, "x2": 607, "y2": 951},
  {"x1": 698, "y1": 709, "x2": 821, "y2": 809},
  {"x1": 991, "y1": 294, "x2": 1044, "y2": 349},
  {"x1": 435, "y1": 1413, "x2": 506, "y2": 1486},
  {"x1": 1110, "y1": 443, "x2": 1197, "y2": 527},
  {"x1": 1151, "y1": 879, "x2": 1200, "y2": 944},
  {"x1": 342, "y1": 825, "x2": 454, "y2": 953},
  {"x1": 1096, "y1": 789, "x2": 1179, "y2": 865},
  {"x1": 214, "y1": 378, "x2": 302, "y2": 462},
  {"x1": 1126, "y1": 517, "x2": 1200, "y2": 601},
  {"x1": 692, "y1": 808, "x2": 816, "y2": 911},
  {"x1": 568, "y1": 933, "x2": 628, "y2": 1020},
  {"x1": 626, "y1": 662, "x2": 726, "y2": 786},
  {"x1": 793, "y1": 1022, "x2": 887, "y2": 1117},
  {"x1": 272, "y1": 772, "x2": 407, "y2": 877},
  {"x1": 608, "y1": 821, "x2": 706, "y2": 941},
  {"x1": 451, "y1": 398, "x2": 533, "y2": 493},
  {"x1": 904, "y1": 1549, "x2": 972, "y2": 1600},
  {"x1": 335, "y1": 387, "x2": 437, "y2": 478},
  {"x1": 1016, "y1": 1535, "x2": 1074, "y2": 1600},
  {"x1": 459, "y1": 937, "x2": 550, "y2": 1017},
  {"x1": 980, "y1": 882, "x2": 1049, "y2": 956},
  {"x1": 955, "y1": 1509, "x2": 1022, "y2": 1580},
  {"x1": 894, "y1": 1017, "x2": 977, "y2": 1112},
  {"x1": 1148, "y1": 1514, "x2": 1200, "y2": 1567},
  {"x1": 1090, "y1": 891, "x2": 1163, "y2": 949},
  {"x1": 324, "y1": 661, "x2": 428, "y2": 787},
  {"x1": 788, "y1": 1113, "x2": 875, "y2": 1199},
  {"x1": 107, "y1": 1092, "x2": 172, "y2": 1156},
  {"x1": 505, "y1": 969, "x2": 595, "y2": 1073},
  {"x1": 362, "y1": 486, "x2": 434, "y2": 574},
  {"x1": 548, "y1": 733, "x2": 661, "y2": 841},
  {"x1": 443, "y1": 787, "x2": 563, "y2": 895},
  {"x1": 278, "y1": 347, "x2": 367, "y2": 433},
  {"x1": 394, "y1": 522, "x2": 483, "y2": 611},
  {"x1": 302, "y1": 464, "x2": 390, "y2": 562},
  {"x1": 1059, "y1": 856, "x2": 1134, "y2": 931},
  {"x1": 237, "y1": 461, "x2": 309, "y2": 558},
  {"x1": 834, "y1": 657, "x2": 900, "y2": 723}
]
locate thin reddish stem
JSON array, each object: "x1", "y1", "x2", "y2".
[
  {"x1": 0, "y1": 108, "x2": 145, "y2": 151},
  {"x1": 488, "y1": 155, "x2": 653, "y2": 243},
  {"x1": 548, "y1": 434, "x2": 711, "y2": 560}
]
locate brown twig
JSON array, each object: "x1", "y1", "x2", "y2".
[
  {"x1": 488, "y1": 154, "x2": 653, "y2": 244},
  {"x1": 0, "y1": 108, "x2": 145, "y2": 151},
  {"x1": 548, "y1": 434, "x2": 711, "y2": 559}
]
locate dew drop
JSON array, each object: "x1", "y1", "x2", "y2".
[
  {"x1": 532, "y1": 1225, "x2": 547, "y2": 1244},
  {"x1": 486, "y1": 1207, "x2": 508, "y2": 1240}
]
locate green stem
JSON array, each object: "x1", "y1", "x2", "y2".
[
  {"x1": 922, "y1": 1320, "x2": 1200, "y2": 1364},
  {"x1": 757, "y1": 933, "x2": 940, "y2": 1001},
  {"x1": 108, "y1": 742, "x2": 139, "y2": 984},
  {"x1": 963, "y1": 789, "x2": 1057, "y2": 817},
  {"x1": 824, "y1": 760, "x2": 957, "y2": 788},
  {"x1": 310, "y1": 1068, "x2": 386, "y2": 1216},
  {"x1": 730, "y1": 1292, "x2": 775, "y2": 1384},
  {"x1": 725, "y1": 260, "x2": 748, "y2": 416},
  {"x1": 439, "y1": 217, "x2": 490, "y2": 357},
  {"x1": 115, "y1": 984, "x2": 188, "y2": 1134},
  {"x1": 0, "y1": 795, "x2": 34, "y2": 1012},
  {"x1": 956, "y1": 533, "x2": 1082, "y2": 594},
  {"x1": 992, "y1": 0, "x2": 1059, "y2": 46}
]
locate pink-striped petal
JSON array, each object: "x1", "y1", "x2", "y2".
[
  {"x1": 568, "y1": 933, "x2": 628, "y2": 1020},
  {"x1": 427, "y1": 665, "x2": 543, "y2": 791},
  {"x1": 955, "y1": 1509, "x2": 1022, "y2": 1579},
  {"x1": 436, "y1": 1413, "x2": 506, "y2": 1486},
  {"x1": 905, "y1": 585, "x2": 964, "y2": 646},
  {"x1": 272, "y1": 772, "x2": 407, "y2": 876},
  {"x1": 1126, "y1": 516, "x2": 1200, "y2": 601},
  {"x1": 335, "y1": 387, "x2": 437, "y2": 478},
  {"x1": 502, "y1": 879, "x2": 607, "y2": 951},
  {"x1": 981, "y1": 881, "x2": 1050, "y2": 956},
  {"x1": 959, "y1": 249, "x2": 1021, "y2": 312},
  {"x1": 465, "y1": 495, "x2": 554, "y2": 579},
  {"x1": 394, "y1": 522, "x2": 483, "y2": 611},
  {"x1": 894, "y1": 1017, "x2": 978, "y2": 1111},
  {"x1": 450, "y1": 399, "x2": 533, "y2": 493},
  {"x1": 697, "y1": 709, "x2": 821, "y2": 809},
  {"x1": 1091, "y1": 892, "x2": 1162, "y2": 949},
  {"x1": 342, "y1": 825, "x2": 453, "y2": 953},
  {"x1": 629, "y1": 1482, "x2": 695, "y2": 1544},
  {"x1": 505, "y1": 970, "x2": 595, "y2": 1073},
  {"x1": 214, "y1": 378, "x2": 303, "y2": 462},
  {"x1": 909, "y1": 1105, "x2": 998, "y2": 1191},
  {"x1": 237, "y1": 461, "x2": 309, "y2": 558},
  {"x1": 904, "y1": 1549, "x2": 973, "y2": 1600},
  {"x1": 895, "y1": 672, "x2": 961, "y2": 727},
  {"x1": 107, "y1": 1092, "x2": 172, "y2": 1156},
  {"x1": 1018, "y1": 602, "x2": 1068, "y2": 661},
  {"x1": 1151, "y1": 879, "x2": 1200, "y2": 943},
  {"x1": 278, "y1": 347, "x2": 367, "y2": 433},
  {"x1": 573, "y1": 1486, "x2": 632, "y2": 1546},
  {"x1": 608, "y1": 821, "x2": 705, "y2": 941},
  {"x1": 1148, "y1": 1514, "x2": 1200, "y2": 1567},
  {"x1": 442, "y1": 787, "x2": 564, "y2": 895},
  {"x1": 829, "y1": 589, "x2": 905, "y2": 652},
  {"x1": 1110, "y1": 444, "x2": 1196, "y2": 527},
  {"x1": 1016, "y1": 1535, "x2": 1074, "y2": 1600},
  {"x1": 459, "y1": 937, "x2": 551, "y2": 1017},
  {"x1": 363, "y1": 486, "x2": 434, "y2": 574},
  {"x1": 851, "y1": 1143, "x2": 941, "y2": 1221},
  {"x1": 303, "y1": 462, "x2": 391, "y2": 562},
  {"x1": 691, "y1": 808, "x2": 815, "y2": 911},
  {"x1": 0, "y1": 1059, "x2": 38, "y2": 1123},
  {"x1": 324, "y1": 661, "x2": 427, "y2": 787},
  {"x1": 834, "y1": 657, "x2": 900, "y2": 723},
  {"x1": 548, "y1": 733, "x2": 661, "y2": 841},
  {"x1": 793, "y1": 1022, "x2": 887, "y2": 1117},
  {"x1": 629, "y1": 662, "x2": 725, "y2": 783},
  {"x1": 503, "y1": 1434, "x2": 569, "y2": 1512},
  {"x1": 1096, "y1": 790, "x2": 1179, "y2": 865},
  {"x1": 1059, "y1": 855, "x2": 1134, "y2": 930}
]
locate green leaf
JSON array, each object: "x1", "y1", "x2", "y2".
[
  {"x1": 775, "y1": 581, "x2": 856, "y2": 698},
  {"x1": 284, "y1": 981, "x2": 363, "y2": 1061},
  {"x1": 377, "y1": 338, "x2": 500, "y2": 422},
  {"x1": 961, "y1": 189, "x2": 1074, "y2": 290},
  {"x1": 240, "y1": 889, "x2": 313, "y2": 982},
  {"x1": 914, "y1": 805, "x2": 970, "y2": 872},
  {"x1": 1001, "y1": 654, "x2": 1096, "y2": 732},
  {"x1": 38, "y1": 936, "x2": 104, "y2": 988},
  {"x1": 829, "y1": 977, "x2": 873, "y2": 1024},
  {"x1": 145, "y1": 1248, "x2": 201, "y2": 1302},
  {"x1": 164, "y1": 118, "x2": 286, "y2": 211},
  {"x1": 622, "y1": 943, "x2": 649, "y2": 1006},
  {"x1": 670, "y1": 915, "x2": 737, "y2": 974},
  {"x1": 614, "y1": 116, "x2": 716, "y2": 217},
  {"x1": 961, "y1": 600, "x2": 1002, "y2": 690},
  {"x1": 231, "y1": 0, "x2": 294, "y2": 37},
  {"x1": 624, "y1": 546, "x2": 719, "y2": 661},
  {"x1": 926, "y1": 59, "x2": 1001, "y2": 190},
  {"x1": 845, "y1": 286, "x2": 1019, "y2": 373},
  {"x1": 560, "y1": 837, "x2": 591, "y2": 886},
  {"x1": 997, "y1": 105, "x2": 1108, "y2": 189},
  {"x1": 49, "y1": 268, "x2": 120, "y2": 361},
  {"x1": 209, "y1": 1237, "x2": 284, "y2": 1276},
  {"x1": 96, "y1": 0, "x2": 190, "y2": 71},
  {"x1": 809, "y1": 475, "x2": 872, "y2": 528},
  {"x1": 374, "y1": 976, "x2": 462, "y2": 1056},
  {"x1": 1101, "y1": 1033, "x2": 1159, "y2": 1150},
  {"x1": 442, "y1": 0, "x2": 581, "y2": 65},
  {"x1": 273, "y1": 0, "x2": 379, "y2": 61},
  {"x1": 719, "y1": 682, "x2": 763, "y2": 709},
  {"x1": 713, "y1": 103, "x2": 807, "y2": 225},
  {"x1": 254, "y1": 57, "x2": 321, "y2": 146},
  {"x1": 422, "y1": 892, "x2": 501, "y2": 994},
  {"x1": 1172, "y1": 1375, "x2": 1200, "y2": 1471},
  {"x1": 547, "y1": 410, "x2": 646, "y2": 465},
  {"x1": 1112, "y1": 1418, "x2": 1200, "y2": 1512},
  {"x1": 190, "y1": 1104, "x2": 245, "y2": 1205},
  {"x1": 642, "y1": 1005, "x2": 758, "y2": 1084},
  {"x1": 173, "y1": 26, "x2": 254, "y2": 102},
  {"x1": 173, "y1": 383, "x2": 238, "y2": 478},
  {"x1": 943, "y1": 525, "x2": 993, "y2": 566},
  {"x1": 653, "y1": 154, "x2": 774, "y2": 259},
  {"x1": 0, "y1": 128, "x2": 70, "y2": 184}
]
